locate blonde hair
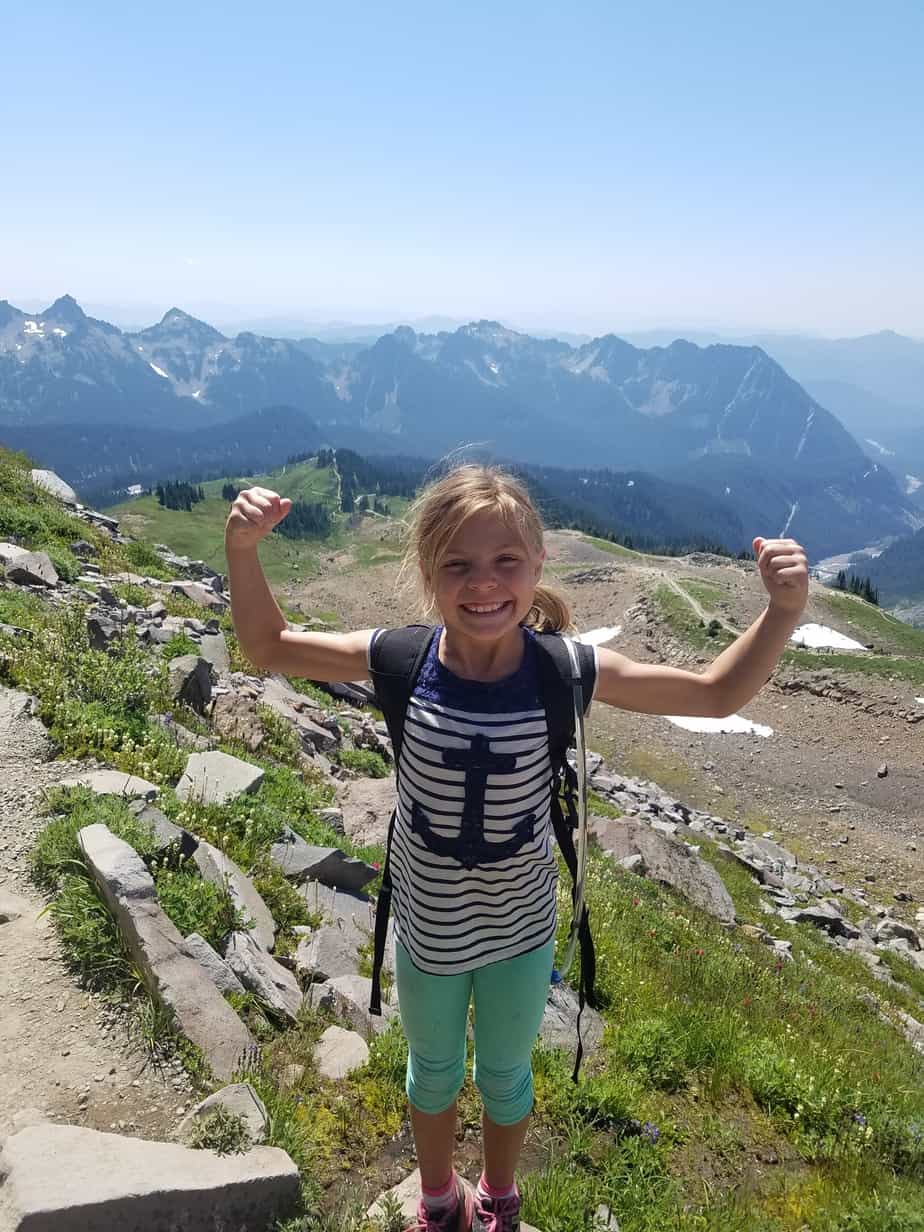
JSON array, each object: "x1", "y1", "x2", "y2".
[{"x1": 399, "y1": 464, "x2": 573, "y2": 633}]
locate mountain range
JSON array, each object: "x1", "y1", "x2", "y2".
[{"x1": 1, "y1": 295, "x2": 921, "y2": 561}]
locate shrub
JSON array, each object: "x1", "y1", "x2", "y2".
[
  {"x1": 187, "y1": 1106, "x2": 253, "y2": 1155},
  {"x1": 338, "y1": 748, "x2": 389, "y2": 778}
]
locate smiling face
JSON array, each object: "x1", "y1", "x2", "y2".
[{"x1": 429, "y1": 509, "x2": 544, "y2": 642}]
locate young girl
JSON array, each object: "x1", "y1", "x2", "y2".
[{"x1": 225, "y1": 465, "x2": 808, "y2": 1232}]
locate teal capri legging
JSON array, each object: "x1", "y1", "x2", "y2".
[{"x1": 395, "y1": 937, "x2": 555, "y2": 1126}]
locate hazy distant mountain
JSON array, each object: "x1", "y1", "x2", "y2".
[
  {"x1": 850, "y1": 524, "x2": 924, "y2": 604},
  {"x1": 3, "y1": 297, "x2": 921, "y2": 557},
  {"x1": 0, "y1": 405, "x2": 323, "y2": 507}
]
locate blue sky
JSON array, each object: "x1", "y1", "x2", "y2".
[{"x1": 2, "y1": 1, "x2": 921, "y2": 336}]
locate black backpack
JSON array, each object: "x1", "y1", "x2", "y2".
[{"x1": 367, "y1": 624, "x2": 599, "y2": 1079}]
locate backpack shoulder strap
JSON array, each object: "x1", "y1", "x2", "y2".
[
  {"x1": 368, "y1": 625, "x2": 438, "y2": 764},
  {"x1": 532, "y1": 632, "x2": 596, "y2": 767},
  {"x1": 367, "y1": 624, "x2": 435, "y2": 1017}
]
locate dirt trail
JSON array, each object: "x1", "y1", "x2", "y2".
[{"x1": 0, "y1": 687, "x2": 186, "y2": 1140}]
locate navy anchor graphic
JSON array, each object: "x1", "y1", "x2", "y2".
[{"x1": 410, "y1": 732, "x2": 536, "y2": 870}]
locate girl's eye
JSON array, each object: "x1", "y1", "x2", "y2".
[
  {"x1": 443, "y1": 561, "x2": 467, "y2": 570},
  {"x1": 498, "y1": 555, "x2": 521, "y2": 564}
]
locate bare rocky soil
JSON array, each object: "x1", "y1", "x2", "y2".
[
  {"x1": 0, "y1": 689, "x2": 191, "y2": 1140},
  {"x1": 288, "y1": 527, "x2": 924, "y2": 911}
]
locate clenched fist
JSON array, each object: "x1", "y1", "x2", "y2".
[
  {"x1": 752, "y1": 536, "x2": 809, "y2": 614},
  {"x1": 224, "y1": 486, "x2": 292, "y2": 550}
]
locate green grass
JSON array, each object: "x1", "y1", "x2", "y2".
[
  {"x1": 820, "y1": 589, "x2": 924, "y2": 658},
  {"x1": 338, "y1": 748, "x2": 390, "y2": 778},
  {"x1": 581, "y1": 534, "x2": 646, "y2": 561},
  {"x1": 675, "y1": 576, "x2": 734, "y2": 612},
  {"x1": 653, "y1": 578, "x2": 924, "y2": 687},
  {"x1": 652, "y1": 584, "x2": 735, "y2": 654}
]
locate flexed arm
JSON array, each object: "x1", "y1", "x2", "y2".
[
  {"x1": 593, "y1": 537, "x2": 808, "y2": 718},
  {"x1": 224, "y1": 486, "x2": 373, "y2": 680}
]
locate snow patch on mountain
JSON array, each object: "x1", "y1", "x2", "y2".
[
  {"x1": 865, "y1": 438, "x2": 895, "y2": 458},
  {"x1": 666, "y1": 713, "x2": 773, "y2": 737},
  {"x1": 790, "y1": 623, "x2": 866, "y2": 650}
]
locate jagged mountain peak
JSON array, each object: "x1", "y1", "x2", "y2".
[
  {"x1": 143, "y1": 307, "x2": 226, "y2": 343},
  {"x1": 42, "y1": 294, "x2": 87, "y2": 325}
]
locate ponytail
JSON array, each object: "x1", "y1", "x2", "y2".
[{"x1": 523, "y1": 582, "x2": 573, "y2": 634}]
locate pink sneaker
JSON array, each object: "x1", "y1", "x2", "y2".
[
  {"x1": 473, "y1": 1189, "x2": 521, "y2": 1232},
  {"x1": 408, "y1": 1175, "x2": 475, "y2": 1232}
]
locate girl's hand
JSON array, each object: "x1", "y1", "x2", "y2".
[
  {"x1": 225, "y1": 486, "x2": 292, "y2": 550},
  {"x1": 753, "y1": 536, "x2": 809, "y2": 614}
]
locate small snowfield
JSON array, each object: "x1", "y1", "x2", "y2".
[{"x1": 790, "y1": 623, "x2": 867, "y2": 651}]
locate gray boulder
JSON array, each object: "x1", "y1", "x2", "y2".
[
  {"x1": 591, "y1": 815, "x2": 736, "y2": 925},
  {"x1": 198, "y1": 631, "x2": 231, "y2": 676},
  {"x1": 77, "y1": 824, "x2": 255, "y2": 1080},
  {"x1": 0, "y1": 1123, "x2": 298, "y2": 1232},
  {"x1": 178, "y1": 1082, "x2": 268, "y2": 1146},
  {"x1": 224, "y1": 930, "x2": 303, "y2": 1022},
  {"x1": 211, "y1": 692, "x2": 266, "y2": 753},
  {"x1": 297, "y1": 881, "x2": 373, "y2": 934},
  {"x1": 295, "y1": 925, "x2": 362, "y2": 983},
  {"x1": 30, "y1": 468, "x2": 78, "y2": 503},
  {"x1": 171, "y1": 580, "x2": 229, "y2": 611},
  {"x1": 780, "y1": 904, "x2": 861, "y2": 940},
  {"x1": 337, "y1": 775, "x2": 395, "y2": 847},
  {"x1": 539, "y1": 983, "x2": 605, "y2": 1056},
  {"x1": 86, "y1": 615, "x2": 121, "y2": 651},
  {"x1": 180, "y1": 932, "x2": 245, "y2": 995},
  {"x1": 310, "y1": 974, "x2": 397, "y2": 1036},
  {"x1": 168, "y1": 654, "x2": 213, "y2": 714},
  {"x1": 269, "y1": 826, "x2": 376, "y2": 892},
  {"x1": 127, "y1": 799, "x2": 195, "y2": 856},
  {"x1": 60, "y1": 768, "x2": 159, "y2": 801},
  {"x1": 6, "y1": 550, "x2": 59, "y2": 588},
  {"x1": 193, "y1": 840, "x2": 275, "y2": 950},
  {"x1": 313, "y1": 1025, "x2": 369, "y2": 1080},
  {"x1": 176, "y1": 749, "x2": 264, "y2": 807}
]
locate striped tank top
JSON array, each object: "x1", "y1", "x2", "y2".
[{"x1": 376, "y1": 625, "x2": 586, "y2": 975}]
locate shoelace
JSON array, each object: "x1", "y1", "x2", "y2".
[
  {"x1": 476, "y1": 1191, "x2": 520, "y2": 1232},
  {"x1": 408, "y1": 1199, "x2": 460, "y2": 1232}
]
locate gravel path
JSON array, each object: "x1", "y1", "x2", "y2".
[{"x1": 0, "y1": 687, "x2": 189, "y2": 1139}]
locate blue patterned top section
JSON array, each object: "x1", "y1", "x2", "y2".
[{"x1": 414, "y1": 626, "x2": 543, "y2": 714}]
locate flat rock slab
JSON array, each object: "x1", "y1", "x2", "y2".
[
  {"x1": 367, "y1": 1170, "x2": 540, "y2": 1232},
  {"x1": 297, "y1": 881, "x2": 373, "y2": 930},
  {"x1": 176, "y1": 750, "x2": 264, "y2": 807},
  {"x1": 269, "y1": 827, "x2": 376, "y2": 892},
  {"x1": 0, "y1": 1123, "x2": 298, "y2": 1232},
  {"x1": 336, "y1": 776, "x2": 396, "y2": 847},
  {"x1": 193, "y1": 841, "x2": 276, "y2": 950},
  {"x1": 313, "y1": 1025, "x2": 369, "y2": 1080},
  {"x1": 78, "y1": 824, "x2": 255, "y2": 1081},
  {"x1": 59, "y1": 769, "x2": 159, "y2": 801}
]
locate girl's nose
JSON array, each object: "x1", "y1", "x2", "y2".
[{"x1": 467, "y1": 565, "x2": 498, "y2": 589}]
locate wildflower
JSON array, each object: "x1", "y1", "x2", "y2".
[
  {"x1": 852, "y1": 1111, "x2": 867, "y2": 1127},
  {"x1": 641, "y1": 1121, "x2": 660, "y2": 1143}
]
